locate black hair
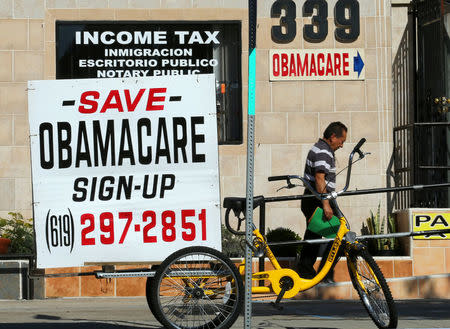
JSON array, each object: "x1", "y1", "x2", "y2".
[{"x1": 323, "y1": 121, "x2": 348, "y2": 139}]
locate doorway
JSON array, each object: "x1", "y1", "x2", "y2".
[{"x1": 393, "y1": 0, "x2": 450, "y2": 208}]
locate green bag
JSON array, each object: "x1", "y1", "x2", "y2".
[{"x1": 307, "y1": 207, "x2": 340, "y2": 238}]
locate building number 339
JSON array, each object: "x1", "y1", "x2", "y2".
[{"x1": 271, "y1": 0, "x2": 360, "y2": 43}]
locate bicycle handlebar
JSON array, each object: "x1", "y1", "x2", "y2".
[
  {"x1": 353, "y1": 137, "x2": 366, "y2": 153},
  {"x1": 352, "y1": 137, "x2": 366, "y2": 160},
  {"x1": 268, "y1": 175, "x2": 290, "y2": 182},
  {"x1": 224, "y1": 208, "x2": 246, "y2": 235},
  {"x1": 343, "y1": 137, "x2": 366, "y2": 192},
  {"x1": 268, "y1": 138, "x2": 367, "y2": 200},
  {"x1": 269, "y1": 175, "x2": 332, "y2": 200}
]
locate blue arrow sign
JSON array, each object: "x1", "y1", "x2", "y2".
[{"x1": 353, "y1": 51, "x2": 364, "y2": 78}]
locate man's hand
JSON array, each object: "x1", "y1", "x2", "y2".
[
  {"x1": 315, "y1": 172, "x2": 334, "y2": 220},
  {"x1": 323, "y1": 201, "x2": 334, "y2": 221}
]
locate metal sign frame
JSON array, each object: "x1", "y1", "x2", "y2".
[{"x1": 245, "y1": 0, "x2": 257, "y2": 328}]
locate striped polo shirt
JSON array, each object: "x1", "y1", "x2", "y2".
[{"x1": 304, "y1": 139, "x2": 336, "y2": 192}]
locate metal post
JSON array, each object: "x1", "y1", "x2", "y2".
[
  {"x1": 266, "y1": 229, "x2": 450, "y2": 247},
  {"x1": 245, "y1": 0, "x2": 257, "y2": 328}
]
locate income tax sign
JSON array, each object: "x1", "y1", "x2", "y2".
[{"x1": 28, "y1": 74, "x2": 221, "y2": 268}]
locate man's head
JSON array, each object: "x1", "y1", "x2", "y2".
[{"x1": 323, "y1": 121, "x2": 347, "y2": 151}]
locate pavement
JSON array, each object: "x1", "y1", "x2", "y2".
[{"x1": 0, "y1": 297, "x2": 449, "y2": 329}]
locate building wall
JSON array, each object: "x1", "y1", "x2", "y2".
[
  {"x1": 2, "y1": 0, "x2": 449, "y2": 301},
  {"x1": 0, "y1": 0, "x2": 393, "y2": 242}
]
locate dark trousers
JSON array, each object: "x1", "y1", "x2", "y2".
[{"x1": 297, "y1": 191, "x2": 336, "y2": 279}]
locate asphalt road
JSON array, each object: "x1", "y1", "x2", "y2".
[{"x1": 0, "y1": 298, "x2": 448, "y2": 329}]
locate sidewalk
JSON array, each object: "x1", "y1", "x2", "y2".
[{"x1": 0, "y1": 297, "x2": 449, "y2": 329}]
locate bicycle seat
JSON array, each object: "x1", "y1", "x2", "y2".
[{"x1": 223, "y1": 195, "x2": 265, "y2": 214}]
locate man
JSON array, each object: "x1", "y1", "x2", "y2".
[{"x1": 297, "y1": 121, "x2": 347, "y2": 281}]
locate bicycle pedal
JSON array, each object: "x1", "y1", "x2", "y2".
[{"x1": 270, "y1": 301, "x2": 283, "y2": 311}]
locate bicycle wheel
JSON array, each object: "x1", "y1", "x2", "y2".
[
  {"x1": 150, "y1": 246, "x2": 244, "y2": 329},
  {"x1": 347, "y1": 246, "x2": 397, "y2": 329}
]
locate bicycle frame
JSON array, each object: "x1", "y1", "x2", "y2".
[
  {"x1": 150, "y1": 137, "x2": 397, "y2": 329},
  {"x1": 224, "y1": 138, "x2": 369, "y2": 299},
  {"x1": 236, "y1": 215, "x2": 350, "y2": 299}
]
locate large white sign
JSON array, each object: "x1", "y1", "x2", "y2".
[
  {"x1": 28, "y1": 75, "x2": 221, "y2": 268},
  {"x1": 269, "y1": 49, "x2": 365, "y2": 81}
]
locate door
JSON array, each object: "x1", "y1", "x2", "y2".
[{"x1": 414, "y1": 0, "x2": 450, "y2": 207}]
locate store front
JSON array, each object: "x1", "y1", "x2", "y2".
[{"x1": 0, "y1": 0, "x2": 448, "y2": 299}]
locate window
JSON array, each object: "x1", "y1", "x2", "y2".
[{"x1": 56, "y1": 21, "x2": 242, "y2": 144}]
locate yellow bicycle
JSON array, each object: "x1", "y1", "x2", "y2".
[{"x1": 146, "y1": 138, "x2": 397, "y2": 329}]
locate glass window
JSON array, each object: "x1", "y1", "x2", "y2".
[{"x1": 56, "y1": 21, "x2": 243, "y2": 144}]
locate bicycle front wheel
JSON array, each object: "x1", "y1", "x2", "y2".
[
  {"x1": 347, "y1": 246, "x2": 397, "y2": 329},
  {"x1": 149, "y1": 246, "x2": 244, "y2": 329}
]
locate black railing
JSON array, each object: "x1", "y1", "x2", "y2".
[
  {"x1": 392, "y1": 6, "x2": 416, "y2": 210},
  {"x1": 392, "y1": 0, "x2": 450, "y2": 209},
  {"x1": 393, "y1": 123, "x2": 450, "y2": 208}
]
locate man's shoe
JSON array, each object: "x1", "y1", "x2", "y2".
[
  {"x1": 296, "y1": 259, "x2": 317, "y2": 279},
  {"x1": 320, "y1": 277, "x2": 335, "y2": 284}
]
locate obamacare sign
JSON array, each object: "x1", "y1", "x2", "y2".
[
  {"x1": 269, "y1": 49, "x2": 365, "y2": 81},
  {"x1": 28, "y1": 75, "x2": 221, "y2": 268}
]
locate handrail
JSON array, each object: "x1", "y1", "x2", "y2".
[
  {"x1": 262, "y1": 182, "x2": 450, "y2": 203},
  {"x1": 266, "y1": 228, "x2": 450, "y2": 246}
]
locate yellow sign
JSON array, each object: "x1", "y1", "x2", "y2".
[{"x1": 413, "y1": 212, "x2": 450, "y2": 239}]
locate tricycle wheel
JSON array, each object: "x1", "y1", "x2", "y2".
[{"x1": 149, "y1": 246, "x2": 244, "y2": 329}]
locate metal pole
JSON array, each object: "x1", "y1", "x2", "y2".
[
  {"x1": 262, "y1": 182, "x2": 450, "y2": 204},
  {"x1": 267, "y1": 228, "x2": 450, "y2": 246},
  {"x1": 245, "y1": 1, "x2": 257, "y2": 328}
]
